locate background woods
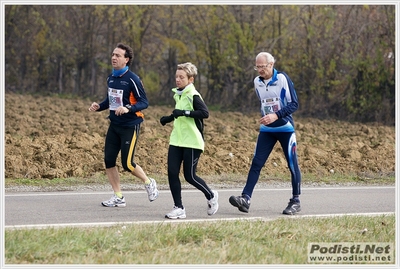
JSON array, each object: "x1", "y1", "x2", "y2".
[{"x1": 4, "y1": 5, "x2": 395, "y2": 125}]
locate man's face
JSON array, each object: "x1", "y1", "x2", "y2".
[
  {"x1": 111, "y1": 47, "x2": 129, "y2": 70},
  {"x1": 255, "y1": 57, "x2": 274, "y2": 79}
]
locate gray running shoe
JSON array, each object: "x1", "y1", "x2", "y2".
[
  {"x1": 229, "y1": 195, "x2": 250, "y2": 213},
  {"x1": 207, "y1": 190, "x2": 219, "y2": 215},
  {"x1": 145, "y1": 178, "x2": 159, "y2": 202},
  {"x1": 165, "y1": 206, "x2": 186, "y2": 219},
  {"x1": 101, "y1": 194, "x2": 126, "y2": 207},
  {"x1": 282, "y1": 199, "x2": 301, "y2": 215}
]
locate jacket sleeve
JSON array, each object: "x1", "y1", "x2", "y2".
[
  {"x1": 98, "y1": 76, "x2": 111, "y2": 111},
  {"x1": 275, "y1": 72, "x2": 299, "y2": 119},
  {"x1": 189, "y1": 95, "x2": 209, "y2": 119},
  {"x1": 129, "y1": 76, "x2": 149, "y2": 112},
  {"x1": 98, "y1": 93, "x2": 109, "y2": 111}
]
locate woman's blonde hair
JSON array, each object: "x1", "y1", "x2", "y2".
[{"x1": 177, "y1": 62, "x2": 198, "y2": 78}]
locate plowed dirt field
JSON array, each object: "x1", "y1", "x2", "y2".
[{"x1": 5, "y1": 93, "x2": 395, "y2": 183}]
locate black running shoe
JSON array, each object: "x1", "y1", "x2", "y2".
[
  {"x1": 229, "y1": 195, "x2": 250, "y2": 213},
  {"x1": 282, "y1": 199, "x2": 301, "y2": 215}
]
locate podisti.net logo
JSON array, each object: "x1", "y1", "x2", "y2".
[{"x1": 308, "y1": 242, "x2": 394, "y2": 263}]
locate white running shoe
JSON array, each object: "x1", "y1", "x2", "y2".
[
  {"x1": 207, "y1": 190, "x2": 219, "y2": 215},
  {"x1": 145, "y1": 178, "x2": 159, "y2": 202},
  {"x1": 101, "y1": 194, "x2": 126, "y2": 207},
  {"x1": 165, "y1": 206, "x2": 186, "y2": 219}
]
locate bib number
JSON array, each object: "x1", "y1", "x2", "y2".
[
  {"x1": 108, "y1": 88, "x2": 123, "y2": 111},
  {"x1": 262, "y1": 97, "x2": 281, "y2": 115}
]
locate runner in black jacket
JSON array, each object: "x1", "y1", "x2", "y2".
[{"x1": 88, "y1": 43, "x2": 159, "y2": 207}]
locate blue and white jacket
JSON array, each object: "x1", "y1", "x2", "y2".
[{"x1": 254, "y1": 68, "x2": 299, "y2": 133}]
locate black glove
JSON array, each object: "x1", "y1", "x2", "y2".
[
  {"x1": 160, "y1": 114, "x2": 174, "y2": 126},
  {"x1": 172, "y1": 109, "x2": 186, "y2": 118}
]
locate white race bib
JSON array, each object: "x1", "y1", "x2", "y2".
[
  {"x1": 261, "y1": 97, "x2": 281, "y2": 115},
  {"x1": 108, "y1": 88, "x2": 124, "y2": 111}
]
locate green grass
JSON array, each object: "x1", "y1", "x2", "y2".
[{"x1": 5, "y1": 214, "x2": 395, "y2": 264}]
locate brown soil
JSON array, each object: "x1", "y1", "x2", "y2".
[{"x1": 5, "y1": 93, "x2": 395, "y2": 181}]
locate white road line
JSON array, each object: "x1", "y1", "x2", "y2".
[
  {"x1": 4, "y1": 186, "x2": 395, "y2": 197},
  {"x1": 5, "y1": 212, "x2": 395, "y2": 230}
]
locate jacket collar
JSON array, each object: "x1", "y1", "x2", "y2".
[{"x1": 259, "y1": 69, "x2": 278, "y2": 86}]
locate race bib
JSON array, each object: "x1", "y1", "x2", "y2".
[
  {"x1": 261, "y1": 97, "x2": 281, "y2": 115},
  {"x1": 108, "y1": 88, "x2": 123, "y2": 111}
]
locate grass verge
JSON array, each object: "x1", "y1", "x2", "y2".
[
  {"x1": 5, "y1": 171, "x2": 395, "y2": 191},
  {"x1": 5, "y1": 214, "x2": 395, "y2": 264}
]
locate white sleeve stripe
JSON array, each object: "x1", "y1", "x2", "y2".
[{"x1": 130, "y1": 78, "x2": 141, "y2": 97}]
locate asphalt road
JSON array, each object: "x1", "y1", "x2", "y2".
[{"x1": 5, "y1": 186, "x2": 395, "y2": 229}]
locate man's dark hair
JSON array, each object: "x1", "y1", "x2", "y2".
[{"x1": 116, "y1": 43, "x2": 133, "y2": 67}]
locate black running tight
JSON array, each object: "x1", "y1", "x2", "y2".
[{"x1": 167, "y1": 145, "x2": 213, "y2": 208}]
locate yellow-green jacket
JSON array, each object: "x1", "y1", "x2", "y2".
[{"x1": 170, "y1": 84, "x2": 205, "y2": 151}]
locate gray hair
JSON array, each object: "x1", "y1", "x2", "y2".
[
  {"x1": 256, "y1": 52, "x2": 275, "y2": 64},
  {"x1": 177, "y1": 62, "x2": 198, "y2": 78}
]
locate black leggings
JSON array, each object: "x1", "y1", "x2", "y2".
[
  {"x1": 167, "y1": 145, "x2": 213, "y2": 208},
  {"x1": 104, "y1": 122, "x2": 140, "y2": 172}
]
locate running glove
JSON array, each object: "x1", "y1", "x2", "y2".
[
  {"x1": 172, "y1": 109, "x2": 186, "y2": 118},
  {"x1": 160, "y1": 114, "x2": 174, "y2": 125}
]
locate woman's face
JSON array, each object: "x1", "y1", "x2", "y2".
[{"x1": 175, "y1": 69, "x2": 193, "y2": 88}]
